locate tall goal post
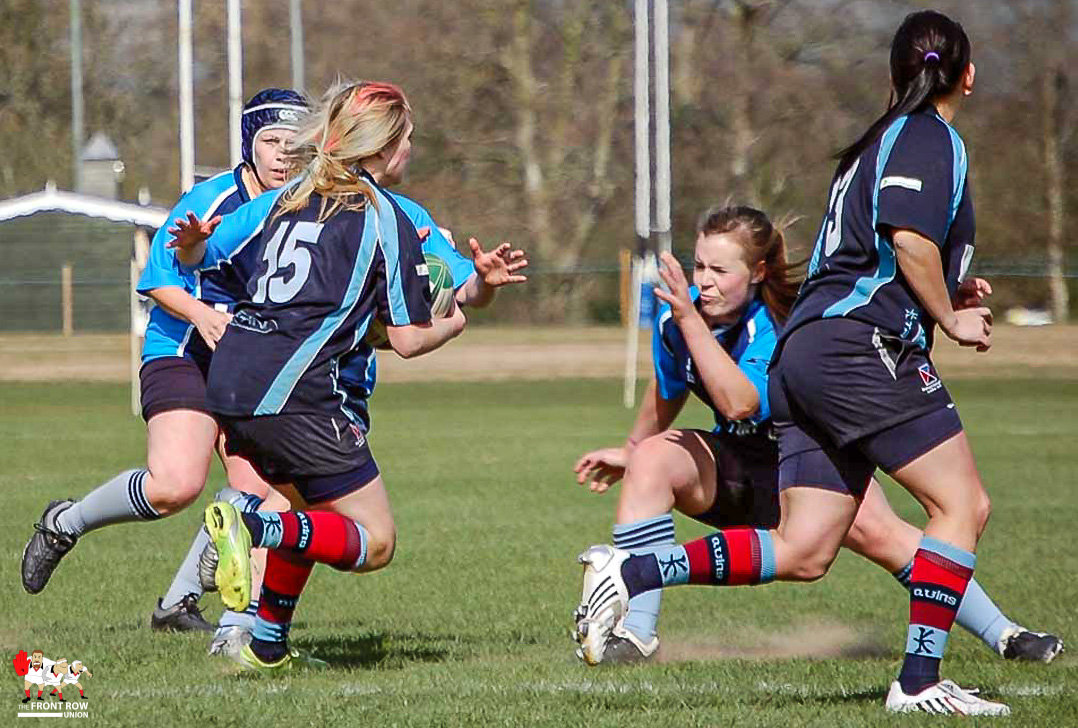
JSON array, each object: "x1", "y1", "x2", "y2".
[{"x1": 623, "y1": 0, "x2": 671, "y2": 409}]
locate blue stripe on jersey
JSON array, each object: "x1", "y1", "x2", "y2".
[
  {"x1": 823, "y1": 116, "x2": 908, "y2": 318},
  {"x1": 942, "y1": 119, "x2": 967, "y2": 239},
  {"x1": 254, "y1": 209, "x2": 380, "y2": 416},
  {"x1": 371, "y1": 188, "x2": 412, "y2": 325}
]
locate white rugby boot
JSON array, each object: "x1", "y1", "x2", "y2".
[
  {"x1": 885, "y1": 680, "x2": 1011, "y2": 716},
  {"x1": 574, "y1": 545, "x2": 632, "y2": 665}
]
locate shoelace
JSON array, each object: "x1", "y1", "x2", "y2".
[{"x1": 32, "y1": 522, "x2": 75, "y2": 549}]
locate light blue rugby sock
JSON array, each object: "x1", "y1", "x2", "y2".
[
  {"x1": 894, "y1": 560, "x2": 1017, "y2": 652},
  {"x1": 613, "y1": 514, "x2": 676, "y2": 643}
]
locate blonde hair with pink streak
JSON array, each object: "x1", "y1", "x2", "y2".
[{"x1": 278, "y1": 80, "x2": 412, "y2": 222}]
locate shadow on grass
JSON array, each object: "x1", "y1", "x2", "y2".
[{"x1": 297, "y1": 631, "x2": 455, "y2": 669}]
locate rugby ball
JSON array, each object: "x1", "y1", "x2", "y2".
[{"x1": 365, "y1": 253, "x2": 455, "y2": 348}]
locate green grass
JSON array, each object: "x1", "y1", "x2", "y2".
[{"x1": 2, "y1": 378, "x2": 1076, "y2": 726}]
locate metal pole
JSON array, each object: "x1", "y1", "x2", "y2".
[
  {"x1": 624, "y1": 0, "x2": 651, "y2": 409},
  {"x1": 70, "y1": 0, "x2": 83, "y2": 192},
  {"x1": 654, "y1": 0, "x2": 672, "y2": 256},
  {"x1": 290, "y1": 0, "x2": 305, "y2": 92},
  {"x1": 178, "y1": 0, "x2": 195, "y2": 191},
  {"x1": 228, "y1": 0, "x2": 243, "y2": 167}
]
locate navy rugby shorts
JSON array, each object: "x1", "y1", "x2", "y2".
[
  {"x1": 139, "y1": 351, "x2": 212, "y2": 421},
  {"x1": 769, "y1": 318, "x2": 963, "y2": 497},
  {"x1": 217, "y1": 412, "x2": 379, "y2": 505},
  {"x1": 687, "y1": 430, "x2": 781, "y2": 530}
]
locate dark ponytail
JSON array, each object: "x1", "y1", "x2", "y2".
[{"x1": 835, "y1": 10, "x2": 971, "y2": 175}]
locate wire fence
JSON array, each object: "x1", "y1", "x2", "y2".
[{"x1": 0, "y1": 263, "x2": 1074, "y2": 333}]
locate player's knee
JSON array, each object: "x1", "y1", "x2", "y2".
[
  {"x1": 843, "y1": 513, "x2": 889, "y2": 560},
  {"x1": 623, "y1": 439, "x2": 680, "y2": 498},
  {"x1": 972, "y1": 491, "x2": 992, "y2": 537},
  {"x1": 146, "y1": 469, "x2": 204, "y2": 514},
  {"x1": 781, "y1": 545, "x2": 838, "y2": 582},
  {"x1": 358, "y1": 527, "x2": 397, "y2": 571}
]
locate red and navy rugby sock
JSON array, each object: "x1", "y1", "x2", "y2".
[
  {"x1": 250, "y1": 550, "x2": 314, "y2": 663},
  {"x1": 898, "y1": 536, "x2": 976, "y2": 694},
  {"x1": 620, "y1": 528, "x2": 777, "y2": 595},
  {"x1": 242, "y1": 511, "x2": 368, "y2": 572}
]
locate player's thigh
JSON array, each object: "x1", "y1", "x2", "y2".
[
  {"x1": 216, "y1": 433, "x2": 273, "y2": 499},
  {"x1": 145, "y1": 409, "x2": 217, "y2": 496},
  {"x1": 617, "y1": 429, "x2": 717, "y2": 522},
  {"x1": 887, "y1": 430, "x2": 990, "y2": 551},
  {"x1": 843, "y1": 477, "x2": 923, "y2": 571},
  {"x1": 774, "y1": 485, "x2": 859, "y2": 581}
]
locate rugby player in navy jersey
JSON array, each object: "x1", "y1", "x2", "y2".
[
  {"x1": 159, "y1": 122, "x2": 527, "y2": 660},
  {"x1": 169, "y1": 81, "x2": 469, "y2": 672},
  {"x1": 577, "y1": 12, "x2": 1032, "y2": 715},
  {"x1": 573, "y1": 206, "x2": 1061, "y2": 668},
  {"x1": 19, "y1": 90, "x2": 307, "y2": 629}
]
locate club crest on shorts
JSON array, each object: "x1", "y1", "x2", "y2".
[{"x1": 918, "y1": 363, "x2": 942, "y2": 393}]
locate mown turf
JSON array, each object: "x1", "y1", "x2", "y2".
[{"x1": 2, "y1": 378, "x2": 1076, "y2": 726}]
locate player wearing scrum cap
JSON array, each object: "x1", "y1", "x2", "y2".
[{"x1": 19, "y1": 90, "x2": 304, "y2": 636}]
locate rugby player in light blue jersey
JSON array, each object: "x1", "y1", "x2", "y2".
[
  {"x1": 574, "y1": 206, "x2": 1061, "y2": 673},
  {"x1": 20, "y1": 90, "x2": 308, "y2": 632}
]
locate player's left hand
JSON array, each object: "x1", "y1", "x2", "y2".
[
  {"x1": 470, "y1": 239, "x2": 529, "y2": 288},
  {"x1": 654, "y1": 251, "x2": 696, "y2": 321},
  {"x1": 953, "y1": 277, "x2": 992, "y2": 310},
  {"x1": 166, "y1": 212, "x2": 222, "y2": 250}
]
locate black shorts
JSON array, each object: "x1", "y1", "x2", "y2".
[
  {"x1": 770, "y1": 318, "x2": 964, "y2": 496},
  {"x1": 217, "y1": 412, "x2": 379, "y2": 505},
  {"x1": 139, "y1": 354, "x2": 212, "y2": 421},
  {"x1": 688, "y1": 430, "x2": 781, "y2": 530}
]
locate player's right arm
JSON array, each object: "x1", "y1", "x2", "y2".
[
  {"x1": 146, "y1": 288, "x2": 232, "y2": 349},
  {"x1": 167, "y1": 185, "x2": 288, "y2": 270}
]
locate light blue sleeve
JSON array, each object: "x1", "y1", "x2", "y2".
[
  {"x1": 390, "y1": 192, "x2": 475, "y2": 290},
  {"x1": 195, "y1": 187, "x2": 285, "y2": 271},
  {"x1": 652, "y1": 304, "x2": 687, "y2": 400},
  {"x1": 738, "y1": 310, "x2": 778, "y2": 421},
  {"x1": 137, "y1": 196, "x2": 202, "y2": 294}
]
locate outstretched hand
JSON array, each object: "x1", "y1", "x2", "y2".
[
  {"x1": 469, "y1": 238, "x2": 528, "y2": 288},
  {"x1": 653, "y1": 251, "x2": 696, "y2": 322},
  {"x1": 166, "y1": 212, "x2": 222, "y2": 250},
  {"x1": 573, "y1": 447, "x2": 629, "y2": 493}
]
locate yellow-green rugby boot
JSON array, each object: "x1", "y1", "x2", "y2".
[{"x1": 203, "y1": 502, "x2": 252, "y2": 612}]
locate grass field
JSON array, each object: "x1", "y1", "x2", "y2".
[{"x1": 2, "y1": 377, "x2": 1077, "y2": 726}]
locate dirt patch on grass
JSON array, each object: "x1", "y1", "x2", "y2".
[
  {"x1": 656, "y1": 621, "x2": 887, "y2": 663},
  {"x1": 1, "y1": 325, "x2": 1074, "y2": 383}
]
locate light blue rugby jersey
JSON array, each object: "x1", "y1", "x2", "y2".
[
  {"x1": 190, "y1": 185, "x2": 475, "y2": 430},
  {"x1": 137, "y1": 168, "x2": 250, "y2": 363},
  {"x1": 653, "y1": 288, "x2": 777, "y2": 456}
]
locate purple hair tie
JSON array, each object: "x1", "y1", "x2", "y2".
[{"x1": 924, "y1": 51, "x2": 941, "y2": 63}]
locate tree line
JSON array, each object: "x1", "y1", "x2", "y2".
[{"x1": 0, "y1": 0, "x2": 1073, "y2": 321}]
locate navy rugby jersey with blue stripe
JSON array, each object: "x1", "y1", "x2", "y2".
[
  {"x1": 334, "y1": 194, "x2": 475, "y2": 430},
  {"x1": 654, "y1": 291, "x2": 778, "y2": 461},
  {"x1": 204, "y1": 180, "x2": 432, "y2": 418},
  {"x1": 137, "y1": 166, "x2": 252, "y2": 363},
  {"x1": 785, "y1": 107, "x2": 975, "y2": 350}
]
